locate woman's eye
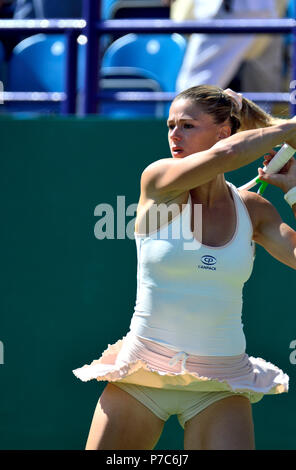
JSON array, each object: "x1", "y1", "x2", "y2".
[{"x1": 184, "y1": 123, "x2": 194, "y2": 129}]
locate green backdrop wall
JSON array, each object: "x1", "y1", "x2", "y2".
[{"x1": 0, "y1": 116, "x2": 295, "y2": 450}]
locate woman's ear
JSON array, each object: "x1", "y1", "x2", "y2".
[{"x1": 218, "y1": 125, "x2": 231, "y2": 139}]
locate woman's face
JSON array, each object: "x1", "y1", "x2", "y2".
[{"x1": 167, "y1": 98, "x2": 231, "y2": 159}]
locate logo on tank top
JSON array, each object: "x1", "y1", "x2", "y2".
[{"x1": 198, "y1": 255, "x2": 217, "y2": 271}]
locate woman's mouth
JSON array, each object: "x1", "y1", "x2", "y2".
[{"x1": 171, "y1": 146, "x2": 184, "y2": 156}]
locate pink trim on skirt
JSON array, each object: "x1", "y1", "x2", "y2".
[{"x1": 72, "y1": 332, "x2": 289, "y2": 404}]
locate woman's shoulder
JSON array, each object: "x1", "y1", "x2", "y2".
[
  {"x1": 238, "y1": 188, "x2": 280, "y2": 235},
  {"x1": 140, "y1": 158, "x2": 186, "y2": 203},
  {"x1": 141, "y1": 158, "x2": 174, "y2": 183},
  {"x1": 136, "y1": 160, "x2": 190, "y2": 234},
  {"x1": 238, "y1": 188, "x2": 277, "y2": 212}
]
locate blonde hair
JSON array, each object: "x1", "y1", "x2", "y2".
[{"x1": 173, "y1": 85, "x2": 285, "y2": 134}]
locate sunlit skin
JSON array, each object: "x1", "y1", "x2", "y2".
[{"x1": 167, "y1": 98, "x2": 232, "y2": 205}]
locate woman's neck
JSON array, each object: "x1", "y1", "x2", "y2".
[{"x1": 190, "y1": 175, "x2": 231, "y2": 207}]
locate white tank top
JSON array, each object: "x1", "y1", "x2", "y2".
[{"x1": 128, "y1": 182, "x2": 255, "y2": 356}]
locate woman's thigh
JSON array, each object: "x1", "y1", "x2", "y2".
[
  {"x1": 85, "y1": 383, "x2": 165, "y2": 450},
  {"x1": 184, "y1": 395, "x2": 255, "y2": 450}
]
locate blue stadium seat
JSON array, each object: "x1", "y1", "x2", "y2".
[
  {"x1": 8, "y1": 34, "x2": 66, "y2": 92},
  {"x1": 102, "y1": 34, "x2": 186, "y2": 91},
  {"x1": 102, "y1": 33, "x2": 187, "y2": 92},
  {"x1": 102, "y1": 0, "x2": 119, "y2": 19},
  {"x1": 6, "y1": 34, "x2": 86, "y2": 113},
  {"x1": 100, "y1": 33, "x2": 187, "y2": 116},
  {"x1": 99, "y1": 66, "x2": 165, "y2": 117},
  {"x1": 287, "y1": 0, "x2": 296, "y2": 18}
]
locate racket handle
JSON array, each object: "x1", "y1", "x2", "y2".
[
  {"x1": 263, "y1": 143, "x2": 295, "y2": 175},
  {"x1": 257, "y1": 181, "x2": 269, "y2": 195}
]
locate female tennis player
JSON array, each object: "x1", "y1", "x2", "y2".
[{"x1": 73, "y1": 85, "x2": 296, "y2": 450}]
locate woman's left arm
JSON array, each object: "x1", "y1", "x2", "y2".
[
  {"x1": 247, "y1": 156, "x2": 296, "y2": 270},
  {"x1": 251, "y1": 197, "x2": 296, "y2": 270}
]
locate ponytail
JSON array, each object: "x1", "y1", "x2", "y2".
[
  {"x1": 173, "y1": 85, "x2": 287, "y2": 135},
  {"x1": 239, "y1": 96, "x2": 286, "y2": 132}
]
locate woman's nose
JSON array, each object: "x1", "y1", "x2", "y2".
[{"x1": 170, "y1": 127, "x2": 181, "y2": 141}]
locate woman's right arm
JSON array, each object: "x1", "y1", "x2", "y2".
[{"x1": 142, "y1": 121, "x2": 296, "y2": 197}]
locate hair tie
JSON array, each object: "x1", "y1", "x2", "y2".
[{"x1": 223, "y1": 88, "x2": 243, "y2": 112}]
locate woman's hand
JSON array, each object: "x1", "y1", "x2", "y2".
[{"x1": 257, "y1": 150, "x2": 296, "y2": 193}]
